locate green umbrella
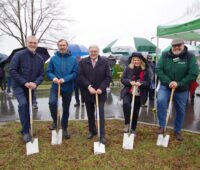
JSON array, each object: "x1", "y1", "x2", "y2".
[{"x1": 103, "y1": 37, "x2": 156, "y2": 54}]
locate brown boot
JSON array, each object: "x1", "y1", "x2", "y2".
[
  {"x1": 157, "y1": 127, "x2": 164, "y2": 134},
  {"x1": 174, "y1": 132, "x2": 184, "y2": 141}
]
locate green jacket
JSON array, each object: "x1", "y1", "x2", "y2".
[{"x1": 156, "y1": 47, "x2": 199, "y2": 91}]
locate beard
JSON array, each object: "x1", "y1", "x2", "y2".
[{"x1": 172, "y1": 46, "x2": 184, "y2": 56}]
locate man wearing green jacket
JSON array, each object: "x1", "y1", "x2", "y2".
[{"x1": 156, "y1": 39, "x2": 199, "y2": 141}]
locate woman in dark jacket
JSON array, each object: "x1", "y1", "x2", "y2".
[{"x1": 120, "y1": 52, "x2": 152, "y2": 134}]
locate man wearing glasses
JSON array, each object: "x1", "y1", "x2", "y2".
[
  {"x1": 156, "y1": 39, "x2": 199, "y2": 141},
  {"x1": 77, "y1": 45, "x2": 111, "y2": 144}
]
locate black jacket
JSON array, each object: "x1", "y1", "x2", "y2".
[
  {"x1": 120, "y1": 66, "x2": 152, "y2": 104},
  {"x1": 10, "y1": 48, "x2": 44, "y2": 88},
  {"x1": 77, "y1": 56, "x2": 112, "y2": 102}
]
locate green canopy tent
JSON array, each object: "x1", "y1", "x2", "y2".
[
  {"x1": 157, "y1": 15, "x2": 200, "y2": 41},
  {"x1": 155, "y1": 14, "x2": 200, "y2": 107}
]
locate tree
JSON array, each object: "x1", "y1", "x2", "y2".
[{"x1": 0, "y1": 0, "x2": 71, "y2": 47}]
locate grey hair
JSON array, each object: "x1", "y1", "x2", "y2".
[
  {"x1": 88, "y1": 45, "x2": 100, "y2": 51},
  {"x1": 26, "y1": 35, "x2": 38, "y2": 43}
]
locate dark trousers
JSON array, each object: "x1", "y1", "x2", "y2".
[
  {"x1": 49, "y1": 88, "x2": 72, "y2": 130},
  {"x1": 32, "y1": 89, "x2": 37, "y2": 105},
  {"x1": 123, "y1": 94, "x2": 141, "y2": 130},
  {"x1": 13, "y1": 87, "x2": 32, "y2": 134},
  {"x1": 6, "y1": 76, "x2": 12, "y2": 93},
  {"x1": 0, "y1": 78, "x2": 6, "y2": 91},
  {"x1": 85, "y1": 100, "x2": 105, "y2": 138},
  {"x1": 74, "y1": 82, "x2": 84, "y2": 104}
]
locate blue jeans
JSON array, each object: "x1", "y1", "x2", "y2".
[
  {"x1": 49, "y1": 88, "x2": 72, "y2": 130},
  {"x1": 157, "y1": 85, "x2": 188, "y2": 132},
  {"x1": 13, "y1": 87, "x2": 31, "y2": 134}
]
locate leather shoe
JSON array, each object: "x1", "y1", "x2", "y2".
[
  {"x1": 87, "y1": 132, "x2": 97, "y2": 139},
  {"x1": 23, "y1": 133, "x2": 32, "y2": 143},
  {"x1": 100, "y1": 137, "x2": 106, "y2": 144},
  {"x1": 157, "y1": 127, "x2": 164, "y2": 134},
  {"x1": 174, "y1": 132, "x2": 184, "y2": 141},
  {"x1": 63, "y1": 129, "x2": 70, "y2": 139},
  {"x1": 49, "y1": 122, "x2": 57, "y2": 130}
]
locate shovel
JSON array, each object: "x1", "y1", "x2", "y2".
[
  {"x1": 122, "y1": 86, "x2": 136, "y2": 150},
  {"x1": 51, "y1": 84, "x2": 62, "y2": 145},
  {"x1": 156, "y1": 88, "x2": 175, "y2": 147},
  {"x1": 94, "y1": 93, "x2": 105, "y2": 155},
  {"x1": 26, "y1": 88, "x2": 39, "y2": 155}
]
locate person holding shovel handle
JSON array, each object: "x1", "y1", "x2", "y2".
[
  {"x1": 120, "y1": 52, "x2": 152, "y2": 135},
  {"x1": 47, "y1": 39, "x2": 78, "y2": 139},
  {"x1": 77, "y1": 45, "x2": 111, "y2": 144},
  {"x1": 10, "y1": 36, "x2": 44, "y2": 143},
  {"x1": 156, "y1": 39, "x2": 199, "y2": 141}
]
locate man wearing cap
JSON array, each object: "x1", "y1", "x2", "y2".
[{"x1": 156, "y1": 39, "x2": 199, "y2": 141}]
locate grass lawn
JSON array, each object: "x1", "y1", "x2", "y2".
[{"x1": 0, "y1": 120, "x2": 200, "y2": 169}]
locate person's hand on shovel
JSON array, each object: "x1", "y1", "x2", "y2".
[
  {"x1": 130, "y1": 81, "x2": 141, "y2": 87},
  {"x1": 88, "y1": 85, "x2": 96, "y2": 94},
  {"x1": 53, "y1": 77, "x2": 60, "y2": 84},
  {"x1": 96, "y1": 89, "x2": 102, "y2": 95},
  {"x1": 169, "y1": 81, "x2": 178, "y2": 89},
  {"x1": 53, "y1": 78, "x2": 65, "y2": 84},
  {"x1": 25, "y1": 82, "x2": 37, "y2": 89}
]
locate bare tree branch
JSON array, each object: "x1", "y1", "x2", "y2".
[{"x1": 0, "y1": 0, "x2": 71, "y2": 47}]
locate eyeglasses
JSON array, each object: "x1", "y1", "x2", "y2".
[{"x1": 172, "y1": 44, "x2": 183, "y2": 48}]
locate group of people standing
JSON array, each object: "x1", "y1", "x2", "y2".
[{"x1": 9, "y1": 36, "x2": 199, "y2": 144}]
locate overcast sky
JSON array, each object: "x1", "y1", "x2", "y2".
[{"x1": 0, "y1": 0, "x2": 198, "y2": 55}]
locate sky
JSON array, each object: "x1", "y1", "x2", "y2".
[{"x1": 0, "y1": 0, "x2": 198, "y2": 55}]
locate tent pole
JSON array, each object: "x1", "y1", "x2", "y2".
[{"x1": 154, "y1": 37, "x2": 159, "y2": 109}]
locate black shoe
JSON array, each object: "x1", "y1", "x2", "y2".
[
  {"x1": 100, "y1": 137, "x2": 106, "y2": 144},
  {"x1": 130, "y1": 129, "x2": 136, "y2": 136},
  {"x1": 174, "y1": 132, "x2": 184, "y2": 141},
  {"x1": 81, "y1": 102, "x2": 85, "y2": 107},
  {"x1": 63, "y1": 129, "x2": 70, "y2": 139},
  {"x1": 49, "y1": 122, "x2": 57, "y2": 130},
  {"x1": 157, "y1": 127, "x2": 164, "y2": 134},
  {"x1": 23, "y1": 133, "x2": 32, "y2": 143},
  {"x1": 74, "y1": 103, "x2": 80, "y2": 107},
  {"x1": 87, "y1": 132, "x2": 97, "y2": 139}
]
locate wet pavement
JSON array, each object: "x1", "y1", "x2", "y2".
[{"x1": 0, "y1": 87, "x2": 200, "y2": 133}]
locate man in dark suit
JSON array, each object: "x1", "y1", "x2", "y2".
[{"x1": 78, "y1": 45, "x2": 111, "y2": 144}]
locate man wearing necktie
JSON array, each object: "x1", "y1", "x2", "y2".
[{"x1": 78, "y1": 45, "x2": 112, "y2": 144}]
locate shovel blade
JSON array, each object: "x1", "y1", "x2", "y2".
[
  {"x1": 51, "y1": 129, "x2": 63, "y2": 145},
  {"x1": 94, "y1": 142, "x2": 105, "y2": 155},
  {"x1": 26, "y1": 138, "x2": 39, "y2": 155},
  {"x1": 162, "y1": 135, "x2": 170, "y2": 147},
  {"x1": 122, "y1": 133, "x2": 135, "y2": 150},
  {"x1": 156, "y1": 134, "x2": 164, "y2": 146}
]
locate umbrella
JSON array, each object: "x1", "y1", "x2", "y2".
[
  {"x1": 6, "y1": 47, "x2": 50, "y2": 63},
  {"x1": 163, "y1": 44, "x2": 200, "y2": 56},
  {"x1": 0, "y1": 53, "x2": 8, "y2": 65},
  {"x1": 103, "y1": 37, "x2": 157, "y2": 54},
  {"x1": 68, "y1": 44, "x2": 88, "y2": 57}
]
